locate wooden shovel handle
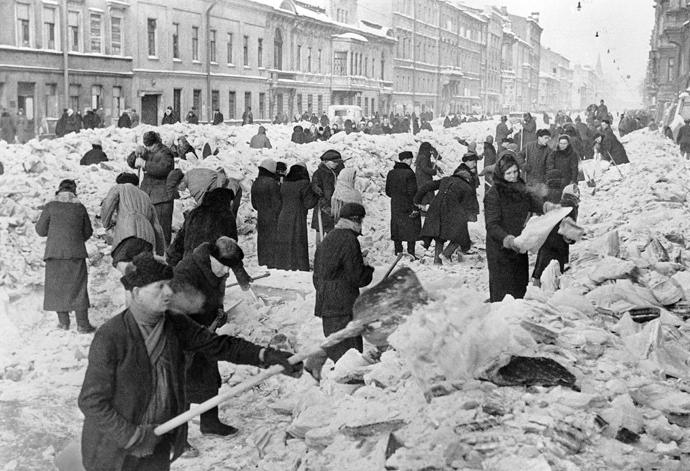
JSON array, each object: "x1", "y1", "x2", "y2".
[{"x1": 227, "y1": 272, "x2": 270, "y2": 288}]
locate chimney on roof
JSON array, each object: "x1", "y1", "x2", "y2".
[
  {"x1": 500, "y1": 6, "x2": 508, "y2": 16},
  {"x1": 530, "y1": 12, "x2": 540, "y2": 23}
]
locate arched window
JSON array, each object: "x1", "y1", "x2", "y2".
[{"x1": 274, "y1": 28, "x2": 283, "y2": 70}]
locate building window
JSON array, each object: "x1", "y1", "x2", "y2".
[
  {"x1": 668, "y1": 57, "x2": 676, "y2": 82},
  {"x1": 350, "y1": 52, "x2": 355, "y2": 75},
  {"x1": 192, "y1": 26, "x2": 199, "y2": 61},
  {"x1": 172, "y1": 23, "x2": 180, "y2": 59},
  {"x1": 297, "y1": 93, "x2": 302, "y2": 114},
  {"x1": 91, "y1": 85, "x2": 102, "y2": 110},
  {"x1": 228, "y1": 91, "x2": 236, "y2": 119},
  {"x1": 364, "y1": 97, "x2": 368, "y2": 116},
  {"x1": 173, "y1": 88, "x2": 181, "y2": 117},
  {"x1": 381, "y1": 52, "x2": 385, "y2": 80},
  {"x1": 112, "y1": 86, "x2": 122, "y2": 121},
  {"x1": 277, "y1": 93, "x2": 283, "y2": 115},
  {"x1": 364, "y1": 57, "x2": 368, "y2": 77},
  {"x1": 90, "y1": 13, "x2": 103, "y2": 53},
  {"x1": 45, "y1": 83, "x2": 58, "y2": 118},
  {"x1": 212, "y1": 90, "x2": 219, "y2": 113},
  {"x1": 17, "y1": 3, "x2": 31, "y2": 47},
  {"x1": 307, "y1": 47, "x2": 312, "y2": 72},
  {"x1": 334, "y1": 51, "x2": 347, "y2": 75},
  {"x1": 318, "y1": 49, "x2": 322, "y2": 73},
  {"x1": 259, "y1": 92, "x2": 265, "y2": 119},
  {"x1": 258, "y1": 38, "x2": 263, "y2": 67},
  {"x1": 43, "y1": 7, "x2": 58, "y2": 50},
  {"x1": 296, "y1": 45, "x2": 302, "y2": 70},
  {"x1": 111, "y1": 16, "x2": 122, "y2": 55},
  {"x1": 227, "y1": 33, "x2": 233, "y2": 63},
  {"x1": 274, "y1": 29, "x2": 283, "y2": 70},
  {"x1": 193, "y1": 89, "x2": 202, "y2": 112},
  {"x1": 147, "y1": 18, "x2": 156, "y2": 56},
  {"x1": 371, "y1": 98, "x2": 375, "y2": 113},
  {"x1": 69, "y1": 11, "x2": 80, "y2": 52},
  {"x1": 307, "y1": 94, "x2": 313, "y2": 113},
  {"x1": 318, "y1": 94, "x2": 323, "y2": 113},
  {"x1": 244, "y1": 91, "x2": 251, "y2": 111},
  {"x1": 210, "y1": 30, "x2": 217, "y2": 62},
  {"x1": 70, "y1": 84, "x2": 80, "y2": 112},
  {"x1": 243, "y1": 35, "x2": 249, "y2": 66}
]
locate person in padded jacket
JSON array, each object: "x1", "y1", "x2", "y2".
[{"x1": 313, "y1": 203, "x2": 374, "y2": 362}]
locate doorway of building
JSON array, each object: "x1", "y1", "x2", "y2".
[
  {"x1": 141, "y1": 94, "x2": 158, "y2": 125},
  {"x1": 17, "y1": 82, "x2": 35, "y2": 141}
]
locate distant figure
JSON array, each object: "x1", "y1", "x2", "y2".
[
  {"x1": 117, "y1": 110, "x2": 132, "y2": 129},
  {"x1": 495, "y1": 115, "x2": 511, "y2": 145},
  {"x1": 162, "y1": 106, "x2": 179, "y2": 125},
  {"x1": 677, "y1": 119, "x2": 690, "y2": 160},
  {"x1": 80, "y1": 138, "x2": 108, "y2": 165},
  {"x1": 129, "y1": 108, "x2": 140, "y2": 127},
  {"x1": 249, "y1": 126, "x2": 272, "y2": 149},
  {"x1": 242, "y1": 106, "x2": 253, "y2": 125},
  {"x1": 212, "y1": 108, "x2": 224, "y2": 125},
  {"x1": 0, "y1": 109, "x2": 16, "y2": 143},
  {"x1": 186, "y1": 108, "x2": 199, "y2": 124}
]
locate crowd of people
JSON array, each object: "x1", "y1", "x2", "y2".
[{"x1": 29, "y1": 99, "x2": 647, "y2": 469}]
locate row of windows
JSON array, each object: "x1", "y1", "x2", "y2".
[
  {"x1": 395, "y1": 73, "x2": 437, "y2": 92},
  {"x1": 295, "y1": 45, "x2": 323, "y2": 73},
  {"x1": 16, "y1": 3, "x2": 122, "y2": 54}
]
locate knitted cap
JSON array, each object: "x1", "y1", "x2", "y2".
[
  {"x1": 120, "y1": 252, "x2": 173, "y2": 291},
  {"x1": 259, "y1": 158, "x2": 277, "y2": 174},
  {"x1": 56, "y1": 179, "x2": 77, "y2": 195},
  {"x1": 339, "y1": 202, "x2": 366, "y2": 220}
]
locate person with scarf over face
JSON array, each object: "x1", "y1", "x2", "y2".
[
  {"x1": 532, "y1": 185, "x2": 580, "y2": 283},
  {"x1": 331, "y1": 167, "x2": 363, "y2": 223},
  {"x1": 415, "y1": 153, "x2": 479, "y2": 264},
  {"x1": 386, "y1": 151, "x2": 421, "y2": 257},
  {"x1": 275, "y1": 163, "x2": 320, "y2": 271},
  {"x1": 414, "y1": 142, "x2": 441, "y2": 206},
  {"x1": 545, "y1": 134, "x2": 579, "y2": 204},
  {"x1": 485, "y1": 151, "x2": 557, "y2": 302},
  {"x1": 313, "y1": 203, "x2": 374, "y2": 362},
  {"x1": 251, "y1": 159, "x2": 281, "y2": 268},
  {"x1": 78, "y1": 251, "x2": 302, "y2": 471},
  {"x1": 311, "y1": 150, "x2": 344, "y2": 244},
  {"x1": 166, "y1": 187, "x2": 238, "y2": 267},
  {"x1": 36, "y1": 179, "x2": 95, "y2": 333}
]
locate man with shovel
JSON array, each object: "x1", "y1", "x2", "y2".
[
  {"x1": 76, "y1": 251, "x2": 300, "y2": 471},
  {"x1": 313, "y1": 202, "x2": 374, "y2": 362}
]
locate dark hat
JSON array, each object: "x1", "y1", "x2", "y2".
[
  {"x1": 320, "y1": 150, "x2": 342, "y2": 162},
  {"x1": 120, "y1": 252, "x2": 173, "y2": 291},
  {"x1": 56, "y1": 179, "x2": 77, "y2": 195},
  {"x1": 399, "y1": 151, "x2": 414, "y2": 161},
  {"x1": 209, "y1": 236, "x2": 245, "y2": 268},
  {"x1": 143, "y1": 131, "x2": 161, "y2": 147},
  {"x1": 462, "y1": 152, "x2": 480, "y2": 162},
  {"x1": 116, "y1": 172, "x2": 139, "y2": 186},
  {"x1": 536, "y1": 129, "x2": 551, "y2": 138},
  {"x1": 339, "y1": 202, "x2": 366, "y2": 220}
]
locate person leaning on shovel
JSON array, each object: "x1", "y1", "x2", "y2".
[{"x1": 76, "y1": 252, "x2": 301, "y2": 471}]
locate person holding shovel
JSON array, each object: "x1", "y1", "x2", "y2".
[
  {"x1": 311, "y1": 150, "x2": 344, "y2": 244},
  {"x1": 78, "y1": 251, "x2": 300, "y2": 471},
  {"x1": 313, "y1": 203, "x2": 374, "y2": 362}
]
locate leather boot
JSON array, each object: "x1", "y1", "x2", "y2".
[
  {"x1": 75, "y1": 310, "x2": 95, "y2": 334},
  {"x1": 200, "y1": 407, "x2": 238, "y2": 436},
  {"x1": 57, "y1": 312, "x2": 70, "y2": 330}
]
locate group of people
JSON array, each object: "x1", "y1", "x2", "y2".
[{"x1": 0, "y1": 107, "x2": 32, "y2": 143}]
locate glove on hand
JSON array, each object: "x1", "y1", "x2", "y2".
[
  {"x1": 503, "y1": 235, "x2": 516, "y2": 250},
  {"x1": 262, "y1": 348, "x2": 302, "y2": 378}
]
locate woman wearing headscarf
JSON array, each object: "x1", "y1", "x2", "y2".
[
  {"x1": 291, "y1": 125, "x2": 305, "y2": 144},
  {"x1": 414, "y1": 142, "x2": 441, "y2": 206},
  {"x1": 545, "y1": 134, "x2": 579, "y2": 203},
  {"x1": 275, "y1": 163, "x2": 320, "y2": 271},
  {"x1": 484, "y1": 151, "x2": 555, "y2": 302},
  {"x1": 35, "y1": 179, "x2": 94, "y2": 332},
  {"x1": 331, "y1": 167, "x2": 363, "y2": 223}
]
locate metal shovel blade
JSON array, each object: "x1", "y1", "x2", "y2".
[{"x1": 352, "y1": 267, "x2": 429, "y2": 346}]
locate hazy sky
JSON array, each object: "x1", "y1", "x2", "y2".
[{"x1": 474, "y1": 0, "x2": 655, "y2": 92}]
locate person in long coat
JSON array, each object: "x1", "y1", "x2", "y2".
[
  {"x1": 485, "y1": 151, "x2": 552, "y2": 302},
  {"x1": 78, "y1": 252, "x2": 300, "y2": 471},
  {"x1": 311, "y1": 150, "x2": 343, "y2": 243},
  {"x1": 172, "y1": 237, "x2": 253, "y2": 439},
  {"x1": 117, "y1": 111, "x2": 131, "y2": 128},
  {"x1": 599, "y1": 120, "x2": 630, "y2": 164},
  {"x1": 415, "y1": 156, "x2": 479, "y2": 264},
  {"x1": 291, "y1": 125, "x2": 305, "y2": 144},
  {"x1": 63, "y1": 109, "x2": 82, "y2": 135},
  {"x1": 414, "y1": 142, "x2": 441, "y2": 206},
  {"x1": 545, "y1": 135, "x2": 580, "y2": 203},
  {"x1": 276, "y1": 163, "x2": 319, "y2": 271},
  {"x1": 533, "y1": 185, "x2": 580, "y2": 282},
  {"x1": 80, "y1": 138, "x2": 108, "y2": 165},
  {"x1": 313, "y1": 203, "x2": 374, "y2": 362},
  {"x1": 677, "y1": 119, "x2": 690, "y2": 159},
  {"x1": 127, "y1": 131, "x2": 176, "y2": 244},
  {"x1": 495, "y1": 116, "x2": 511, "y2": 145},
  {"x1": 251, "y1": 159, "x2": 281, "y2": 268},
  {"x1": 519, "y1": 112, "x2": 537, "y2": 150},
  {"x1": 161, "y1": 106, "x2": 178, "y2": 125},
  {"x1": 331, "y1": 167, "x2": 363, "y2": 223},
  {"x1": 249, "y1": 126, "x2": 272, "y2": 149},
  {"x1": 518, "y1": 128, "x2": 551, "y2": 193},
  {"x1": 1, "y1": 109, "x2": 17, "y2": 143},
  {"x1": 35, "y1": 179, "x2": 94, "y2": 332},
  {"x1": 101, "y1": 172, "x2": 165, "y2": 273},
  {"x1": 166, "y1": 188, "x2": 238, "y2": 267},
  {"x1": 385, "y1": 151, "x2": 421, "y2": 257}
]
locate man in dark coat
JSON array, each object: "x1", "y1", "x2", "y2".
[
  {"x1": 212, "y1": 109, "x2": 224, "y2": 125},
  {"x1": 161, "y1": 106, "x2": 178, "y2": 125},
  {"x1": 420, "y1": 118, "x2": 433, "y2": 132},
  {"x1": 80, "y1": 138, "x2": 108, "y2": 165},
  {"x1": 78, "y1": 252, "x2": 300, "y2": 471},
  {"x1": 520, "y1": 113, "x2": 537, "y2": 150},
  {"x1": 596, "y1": 100, "x2": 609, "y2": 122},
  {"x1": 443, "y1": 115, "x2": 452, "y2": 128},
  {"x1": 117, "y1": 111, "x2": 132, "y2": 128},
  {"x1": 55, "y1": 109, "x2": 68, "y2": 137},
  {"x1": 518, "y1": 128, "x2": 551, "y2": 193},
  {"x1": 242, "y1": 107, "x2": 253, "y2": 125},
  {"x1": 82, "y1": 109, "x2": 99, "y2": 129},
  {"x1": 291, "y1": 125, "x2": 305, "y2": 144},
  {"x1": 495, "y1": 116, "x2": 511, "y2": 145},
  {"x1": 311, "y1": 150, "x2": 343, "y2": 244},
  {"x1": 127, "y1": 131, "x2": 176, "y2": 244},
  {"x1": 1, "y1": 109, "x2": 17, "y2": 143},
  {"x1": 385, "y1": 151, "x2": 421, "y2": 258},
  {"x1": 186, "y1": 108, "x2": 199, "y2": 124},
  {"x1": 313, "y1": 203, "x2": 374, "y2": 362},
  {"x1": 600, "y1": 120, "x2": 630, "y2": 164},
  {"x1": 251, "y1": 159, "x2": 281, "y2": 268},
  {"x1": 677, "y1": 119, "x2": 690, "y2": 159},
  {"x1": 414, "y1": 142, "x2": 441, "y2": 206},
  {"x1": 172, "y1": 237, "x2": 253, "y2": 439},
  {"x1": 63, "y1": 109, "x2": 82, "y2": 135}
]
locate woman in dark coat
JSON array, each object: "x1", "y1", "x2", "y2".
[
  {"x1": 385, "y1": 151, "x2": 421, "y2": 257},
  {"x1": 545, "y1": 134, "x2": 580, "y2": 203},
  {"x1": 166, "y1": 187, "x2": 237, "y2": 267},
  {"x1": 520, "y1": 113, "x2": 537, "y2": 149},
  {"x1": 291, "y1": 125, "x2": 305, "y2": 144},
  {"x1": 415, "y1": 156, "x2": 478, "y2": 264},
  {"x1": 35, "y1": 179, "x2": 94, "y2": 332},
  {"x1": 251, "y1": 159, "x2": 281, "y2": 268},
  {"x1": 275, "y1": 163, "x2": 319, "y2": 271},
  {"x1": 599, "y1": 122, "x2": 630, "y2": 164},
  {"x1": 414, "y1": 142, "x2": 440, "y2": 205},
  {"x1": 485, "y1": 151, "x2": 549, "y2": 302}
]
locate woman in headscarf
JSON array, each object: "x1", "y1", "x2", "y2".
[
  {"x1": 484, "y1": 151, "x2": 555, "y2": 302},
  {"x1": 414, "y1": 142, "x2": 441, "y2": 206},
  {"x1": 545, "y1": 134, "x2": 579, "y2": 203},
  {"x1": 274, "y1": 163, "x2": 319, "y2": 271},
  {"x1": 291, "y1": 125, "x2": 305, "y2": 144},
  {"x1": 331, "y1": 167, "x2": 363, "y2": 223},
  {"x1": 35, "y1": 179, "x2": 94, "y2": 332}
]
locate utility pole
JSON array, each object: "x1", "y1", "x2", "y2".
[
  {"x1": 205, "y1": 1, "x2": 218, "y2": 123},
  {"x1": 411, "y1": 0, "x2": 416, "y2": 116},
  {"x1": 62, "y1": 0, "x2": 69, "y2": 110}
]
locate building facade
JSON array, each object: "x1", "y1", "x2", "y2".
[{"x1": 539, "y1": 46, "x2": 572, "y2": 112}]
